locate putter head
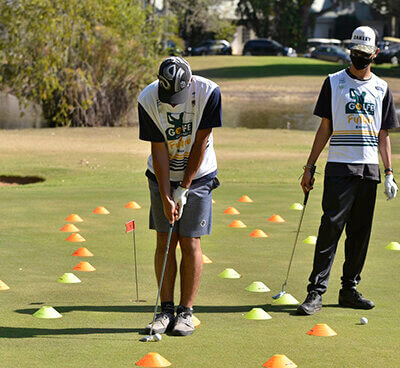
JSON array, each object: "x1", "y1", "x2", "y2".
[
  {"x1": 139, "y1": 335, "x2": 154, "y2": 342},
  {"x1": 272, "y1": 290, "x2": 286, "y2": 300}
]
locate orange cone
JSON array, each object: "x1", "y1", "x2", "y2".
[
  {"x1": 135, "y1": 352, "x2": 171, "y2": 367},
  {"x1": 238, "y1": 195, "x2": 253, "y2": 203},
  {"x1": 307, "y1": 323, "x2": 337, "y2": 337},
  {"x1": 224, "y1": 207, "x2": 240, "y2": 215},
  {"x1": 262, "y1": 354, "x2": 297, "y2": 368},
  {"x1": 65, "y1": 214, "x2": 83, "y2": 222},
  {"x1": 60, "y1": 224, "x2": 80, "y2": 232},
  {"x1": 93, "y1": 206, "x2": 110, "y2": 214},
  {"x1": 125, "y1": 201, "x2": 141, "y2": 209},
  {"x1": 249, "y1": 229, "x2": 268, "y2": 238},
  {"x1": 229, "y1": 220, "x2": 247, "y2": 228},
  {"x1": 0, "y1": 280, "x2": 10, "y2": 291},
  {"x1": 73, "y1": 261, "x2": 96, "y2": 272},
  {"x1": 268, "y1": 214, "x2": 285, "y2": 223},
  {"x1": 66, "y1": 233, "x2": 86, "y2": 242},
  {"x1": 72, "y1": 247, "x2": 94, "y2": 257},
  {"x1": 202, "y1": 254, "x2": 213, "y2": 264}
]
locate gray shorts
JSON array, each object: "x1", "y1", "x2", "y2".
[{"x1": 148, "y1": 177, "x2": 220, "y2": 237}]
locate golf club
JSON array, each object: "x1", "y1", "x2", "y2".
[
  {"x1": 272, "y1": 165, "x2": 316, "y2": 299},
  {"x1": 140, "y1": 222, "x2": 174, "y2": 342}
]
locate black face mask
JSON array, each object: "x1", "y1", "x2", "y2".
[{"x1": 350, "y1": 54, "x2": 373, "y2": 70}]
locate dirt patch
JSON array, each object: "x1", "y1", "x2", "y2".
[{"x1": 0, "y1": 176, "x2": 45, "y2": 186}]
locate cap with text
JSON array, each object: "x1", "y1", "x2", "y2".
[
  {"x1": 349, "y1": 26, "x2": 377, "y2": 54},
  {"x1": 157, "y1": 57, "x2": 192, "y2": 104}
]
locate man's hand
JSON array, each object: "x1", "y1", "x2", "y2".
[
  {"x1": 384, "y1": 174, "x2": 398, "y2": 200},
  {"x1": 173, "y1": 186, "x2": 189, "y2": 220},
  {"x1": 162, "y1": 196, "x2": 178, "y2": 224},
  {"x1": 301, "y1": 168, "x2": 315, "y2": 195}
]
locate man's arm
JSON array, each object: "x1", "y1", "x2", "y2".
[
  {"x1": 301, "y1": 117, "x2": 332, "y2": 194},
  {"x1": 378, "y1": 129, "x2": 392, "y2": 171},
  {"x1": 151, "y1": 141, "x2": 178, "y2": 223},
  {"x1": 180, "y1": 128, "x2": 212, "y2": 189}
]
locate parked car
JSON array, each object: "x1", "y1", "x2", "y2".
[
  {"x1": 188, "y1": 40, "x2": 232, "y2": 56},
  {"x1": 307, "y1": 38, "x2": 341, "y2": 53},
  {"x1": 374, "y1": 43, "x2": 400, "y2": 65},
  {"x1": 242, "y1": 39, "x2": 296, "y2": 57},
  {"x1": 311, "y1": 45, "x2": 351, "y2": 64}
]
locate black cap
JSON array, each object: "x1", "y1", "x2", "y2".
[{"x1": 158, "y1": 57, "x2": 192, "y2": 104}]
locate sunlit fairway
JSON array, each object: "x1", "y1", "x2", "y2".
[{"x1": 0, "y1": 126, "x2": 399, "y2": 367}]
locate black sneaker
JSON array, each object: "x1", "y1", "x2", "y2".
[
  {"x1": 297, "y1": 291, "x2": 322, "y2": 315},
  {"x1": 145, "y1": 311, "x2": 175, "y2": 334},
  {"x1": 338, "y1": 288, "x2": 375, "y2": 309}
]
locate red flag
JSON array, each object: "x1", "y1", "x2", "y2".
[{"x1": 125, "y1": 219, "x2": 135, "y2": 233}]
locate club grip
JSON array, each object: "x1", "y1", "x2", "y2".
[{"x1": 303, "y1": 165, "x2": 316, "y2": 206}]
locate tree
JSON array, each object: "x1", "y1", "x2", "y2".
[
  {"x1": 371, "y1": 0, "x2": 400, "y2": 36},
  {"x1": 236, "y1": 0, "x2": 345, "y2": 50},
  {"x1": 169, "y1": 0, "x2": 234, "y2": 46},
  {"x1": 236, "y1": 0, "x2": 273, "y2": 39},
  {"x1": 0, "y1": 0, "x2": 165, "y2": 127},
  {"x1": 334, "y1": 15, "x2": 361, "y2": 40}
]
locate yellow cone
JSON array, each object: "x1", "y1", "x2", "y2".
[
  {"x1": 218, "y1": 268, "x2": 241, "y2": 279},
  {"x1": 272, "y1": 293, "x2": 299, "y2": 305},
  {"x1": 244, "y1": 308, "x2": 272, "y2": 320},
  {"x1": 245, "y1": 281, "x2": 270, "y2": 293},
  {"x1": 385, "y1": 241, "x2": 400, "y2": 250},
  {"x1": 303, "y1": 236, "x2": 317, "y2": 245},
  {"x1": 192, "y1": 315, "x2": 201, "y2": 327},
  {"x1": 290, "y1": 203, "x2": 303, "y2": 210},
  {"x1": 33, "y1": 306, "x2": 62, "y2": 319}
]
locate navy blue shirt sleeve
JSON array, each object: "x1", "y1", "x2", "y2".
[
  {"x1": 381, "y1": 86, "x2": 399, "y2": 130},
  {"x1": 313, "y1": 77, "x2": 332, "y2": 121},
  {"x1": 198, "y1": 87, "x2": 223, "y2": 130},
  {"x1": 138, "y1": 103, "x2": 165, "y2": 142}
]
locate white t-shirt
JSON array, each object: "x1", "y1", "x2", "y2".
[
  {"x1": 138, "y1": 75, "x2": 220, "y2": 182},
  {"x1": 328, "y1": 69, "x2": 387, "y2": 164}
]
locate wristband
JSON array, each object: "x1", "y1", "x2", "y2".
[
  {"x1": 384, "y1": 168, "x2": 393, "y2": 174},
  {"x1": 303, "y1": 164, "x2": 316, "y2": 170}
]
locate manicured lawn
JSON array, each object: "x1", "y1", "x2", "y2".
[{"x1": 0, "y1": 127, "x2": 399, "y2": 367}]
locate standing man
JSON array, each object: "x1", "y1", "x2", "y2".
[
  {"x1": 297, "y1": 26, "x2": 399, "y2": 315},
  {"x1": 138, "y1": 57, "x2": 221, "y2": 335}
]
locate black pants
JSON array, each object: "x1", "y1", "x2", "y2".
[{"x1": 307, "y1": 175, "x2": 377, "y2": 294}]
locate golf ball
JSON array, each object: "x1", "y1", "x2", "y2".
[
  {"x1": 360, "y1": 317, "x2": 368, "y2": 325},
  {"x1": 154, "y1": 333, "x2": 162, "y2": 341}
]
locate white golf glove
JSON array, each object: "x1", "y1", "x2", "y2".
[
  {"x1": 384, "y1": 174, "x2": 398, "y2": 200},
  {"x1": 173, "y1": 186, "x2": 189, "y2": 220}
]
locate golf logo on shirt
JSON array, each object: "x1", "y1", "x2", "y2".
[
  {"x1": 345, "y1": 88, "x2": 375, "y2": 116},
  {"x1": 165, "y1": 112, "x2": 193, "y2": 141}
]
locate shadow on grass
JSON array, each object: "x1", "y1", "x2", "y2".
[
  {"x1": 0, "y1": 327, "x2": 143, "y2": 339},
  {"x1": 16, "y1": 305, "x2": 273, "y2": 315},
  {"x1": 193, "y1": 63, "x2": 400, "y2": 80}
]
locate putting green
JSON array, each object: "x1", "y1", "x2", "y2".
[{"x1": 0, "y1": 127, "x2": 399, "y2": 367}]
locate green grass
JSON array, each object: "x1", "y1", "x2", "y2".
[
  {"x1": 0, "y1": 127, "x2": 399, "y2": 367},
  {"x1": 187, "y1": 56, "x2": 400, "y2": 81}
]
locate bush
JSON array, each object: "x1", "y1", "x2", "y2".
[{"x1": 0, "y1": 0, "x2": 164, "y2": 127}]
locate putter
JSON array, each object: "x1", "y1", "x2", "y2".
[
  {"x1": 140, "y1": 223, "x2": 174, "y2": 342},
  {"x1": 272, "y1": 165, "x2": 316, "y2": 299}
]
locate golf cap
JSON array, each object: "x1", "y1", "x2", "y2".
[
  {"x1": 158, "y1": 57, "x2": 192, "y2": 104},
  {"x1": 349, "y1": 26, "x2": 377, "y2": 54}
]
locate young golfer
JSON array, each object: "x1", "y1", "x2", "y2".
[
  {"x1": 138, "y1": 57, "x2": 221, "y2": 335},
  {"x1": 297, "y1": 26, "x2": 399, "y2": 315}
]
